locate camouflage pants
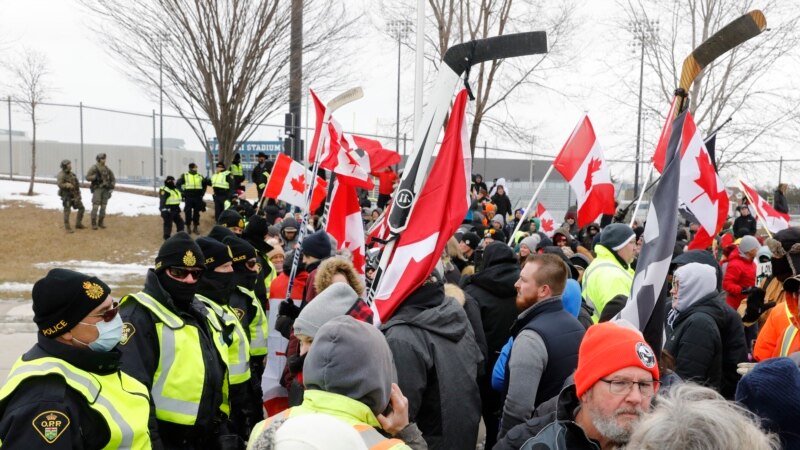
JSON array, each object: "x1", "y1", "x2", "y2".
[
  {"x1": 91, "y1": 188, "x2": 112, "y2": 225},
  {"x1": 62, "y1": 197, "x2": 85, "y2": 226}
]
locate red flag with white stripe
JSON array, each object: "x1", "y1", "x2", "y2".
[
  {"x1": 263, "y1": 153, "x2": 327, "y2": 210},
  {"x1": 372, "y1": 89, "x2": 472, "y2": 322},
  {"x1": 326, "y1": 179, "x2": 367, "y2": 275},
  {"x1": 552, "y1": 116, "x2": 616, "y2": 228},
  {"x1": 740, "y1": 179, "x2": 790, "y2": 233},
  {"x1": 678, "y1": 111, "x2": 728, "y2": 250},
  {"x1": 535, "y1": 202, "x2": 556, "y2": 238}
]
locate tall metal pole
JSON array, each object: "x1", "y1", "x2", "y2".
[
  {"x1": 79, "y1": 102, "x2": 84, "y2": 181},
  {"x1": 289, "y1": 0, "x2": 303, "y2": 161},
  {"x1": 414, "y1": 0, "x2": 424, "y2": 133},
  {"x1": 779, "y1": 155, "x2": 783, "y2": 185},
  {"x1": 7, "y1": 96, "x2": 12, "y2": 179},
  {"x1": 152, "y1": 110, "x2": 157, "y2": 191},
  {"x1": 395, "y1": 31, "x2": 402, "y2": 155},
  {"x1": 159, "y1": 38, "x2": 164, "y2": 177},
  {"x1": 634, "y1": 38, "x2": 645, "y2": 199},
  {"x1": 483, "y1": 141, "x2": 487, "y2": 178}
]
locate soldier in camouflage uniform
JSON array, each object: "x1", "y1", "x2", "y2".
[
  {"x1": 56, "y1": 160, "x2": 85, "y2": 233},
  {"x1": 85, "y1": 153, "x2": 116, "y2": 230}
]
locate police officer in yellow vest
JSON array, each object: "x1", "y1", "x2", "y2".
[
  {"x1": 176, "y1": 163, "x2": 211, "y2": 235},
  {"x1": 230, "y1": 153, "x2": 245, "y2": 194},
  {"x1": 222, "y1": 237, "x2": 268, "y2": 418},
  {"x1": 160, "y1": 175, "x2": 185, "y2": 241},
  {"x1": 196, "y1": 237, "x2": 264, "y2": 445},
  {"x1": 118, "y1": 233, "x2": 235, "y2": 449},
  {"x1": 211, "y1": 162, "x2": 233, "y2": 222},
  {"x1": 0, "y1": 269, "x2": 152, "y2": 449}
]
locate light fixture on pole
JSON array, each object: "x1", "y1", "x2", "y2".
[
  {"x1": 629, "y1": 18, "x2": 658, "y2": 198},
  {"x1": 387, "y1": 19, "x2": 412, "y2": 156}
]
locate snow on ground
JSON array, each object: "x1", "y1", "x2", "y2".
[
  {"x1": 0, "y1": 282, "x2": 32, "y2": 292},
  {"x1": 0, "y1": 179, "x2": 160, "y2": 216},
  {"x1": 34, "y1": 260, "x2": 152, "y2": 282}
]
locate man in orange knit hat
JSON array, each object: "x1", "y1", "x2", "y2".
[{"x1": 495, "y1": 321, "x2": 659, "y2": 450}]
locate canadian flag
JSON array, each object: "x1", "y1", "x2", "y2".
[
  {"x1": 535, "y1": 202, "x2": 557, "y2": 238},
  {"x1": 552, "y1": 115, "x2": 616, "y2": 228},
  {"x1": 372, "y1": 89, "x2": 472, "y2": 322},
  {"x1": 326, "y1": 179, "x2": 367, "y2": 276},
  {"x1": 366, "y1": 204, "x2": 391, "y2": 248},
  {"x1": 309, "y1": 90, "x2": 400, "y2": 189},
  {"x1": 740, "y1": 179, "x2": 790, "y2": 233},
  {"x1": 263, "y1": 153, "x2": 327, "y2": 211},
  {"x1": 676, "y1": 111, "x2": 729, "y2": 250}
]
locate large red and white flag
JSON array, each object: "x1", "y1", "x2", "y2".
[
  {"x1": 740, "y1": 179, "x2": 790, "y2": 233},
  {"x1": 309, "y1": 90, "x2": 400, "y2": 189},
  {"x1": 535, "y1": 202, "x2": 557, "y2": 238},
  {"x1": 676, "y1": 111, "x2": 729, "y2": 250},
  {"x1": 326, "y1": 179, "x2": 367, "y2": 276},
  {"x1": 263, "y1": 153, "x2": 327, "y2": 211},
  {"x1": 372, "y1": 89, "x2": 472, "y2": 322},
  {"x1": 552, "y1": 115, "x2": 616, "y2": 228}
]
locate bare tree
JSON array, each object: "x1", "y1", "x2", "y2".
[
  {"x1": 623, "y1": 0, "x2": 800, "y2": 172},
  {"x1": 7, "y1": 50, "x2": 50, "y2": 196},
  {"x1": 81, "y1": 0, "x2": 356, "y2": 167},
  {"x1": 379, "y1": 0, "x2": 578, "y2": 155}
]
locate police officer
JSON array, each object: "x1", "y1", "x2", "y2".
[
  {"x1": 176, "y1": 163, "x2": 210, "y2": 234},
  {"x1": 222, "y1": 236, "x2": 268, "y2": 417},
  {"x1": 85, "y1": 152, "x2": 116, "y2": 230},
  {"x1": 0, "y1": 269, "x2": 152, "y2": 449},
  {"x1": 229, "y1": 153, "x2": 245, "y2": 193},
  {"x1": 56, "y1": 160, "x2": 86, "y2": 233},
  {"x1": 160, "y1": 176, "x2": 185, "y2": 240},
  {"x1": 211, "y1": 162, "x2": 233, "y2": 221},
  {"x1": 118, "y1": 233, "x2": 236, "y2": 449},
  {"x1": 195, "y1": 237, "x2": 261, "y2": 445},
  {"x1": 251, "y1": 152, "x2": 272, "y2": 201}
]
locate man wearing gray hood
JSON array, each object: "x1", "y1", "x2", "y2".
[
  {"x1": 247, "y1": 316, "x2": 426, "y2": 450},
  {"x1": 666, "y1": 262, "x2": 727, "y2": 392}
]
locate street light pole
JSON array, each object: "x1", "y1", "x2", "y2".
[
  {"x1": 159, "y1": 37, "x2": 164, "y2": 178},
  {"x1": 388, "y1": 19, "x2": 412, "y2": 155},
  {"x1": 630, "y1": 19, "x2": 658, "y2": 199}
]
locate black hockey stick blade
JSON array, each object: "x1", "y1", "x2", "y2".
[
  {"x1": 443, "y1": 31, "x2": 548, "y2": 75},
  {"x1": 678, "y1": 10, "x2": 766, "y2": 92}
]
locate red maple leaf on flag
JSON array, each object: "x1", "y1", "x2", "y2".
[
  {"x1": 541, "y1": 218, "x2": 554, "y2": 233},
  {"x1": 584, "y1": 158, "x2": 602, "y2": 192},
  {"x1": 290, "y1": 174, "x2": 306, "y2": 194},
  {"x1": 691, "y1": 152, "x2": 718, "y2": 202}
]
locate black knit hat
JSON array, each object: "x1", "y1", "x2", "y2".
[
  {"x1": 208, "y1": 224, "x2": 236, "y2": 243},
  {"x1": 599, "y1": 223, "x2": 636, "y2": 251},
  {"x1": 217, "y1": 209, "x2": 244, "y2": 229},
  {"x1": 301, "y1": 230, "x2": 332, "y2": 260},
  {"x1": 196, "y1": 236, "x2": 233, "y2": 271},
  {"x1": 155, "y1": 232, "x2": 206, "y2": 272},
  {"x1": 223, "y1": 236, "x2": 257, "y2": 269},
  {"x1": 461, "y1": 232, "x2": 481, "y2": 250},
  {"x1": 243, "y1": 215, "x2": 268, "y2": 240},
  {"x1": 32, "y1": 269, "x2": 111, "y2": 338}
]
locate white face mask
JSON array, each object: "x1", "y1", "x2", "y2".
[{"x1": 77, "y1": 314, "x2": 123, "y2": 352}]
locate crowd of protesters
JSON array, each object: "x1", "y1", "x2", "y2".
[{"x1": 3, "y1": 171, "x2": 800, "y2": 450}]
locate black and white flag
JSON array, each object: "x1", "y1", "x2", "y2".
[{"x1": 616, "y1": 112, "x2": 685, "y2": 337}]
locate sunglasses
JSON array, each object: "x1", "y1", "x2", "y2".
[
  {"x1": 88, "y1": 301, "x2": 119, "y2": 322},
  {"x1": 167, "y1": 266, "x2": 204, "y2": 281},
  {"x1": 245, "y1": 258, "x2": 261, "y2": 271}
]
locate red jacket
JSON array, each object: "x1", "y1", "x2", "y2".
[
  {"x1": 722, "y1": 247, "x2": 756, "y2": 309},
  {"x1": 375, "y1": 170, "x2": 398, "y2": 195}
]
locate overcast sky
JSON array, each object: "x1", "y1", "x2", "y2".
[{"x1": 1, "y1": 0, "x2": 795, "y2": 188}]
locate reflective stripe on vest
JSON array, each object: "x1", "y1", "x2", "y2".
[
  {"x1": 230, "y1": 163, "x2": 243, "y2": 177},
  {"x1": 126, "y1": 293, "x2": 204, "y2": 425},
  {"x1": 197, "y1": 295, "x2": 251, "y2": 385},
  {"x1": 161, "y1": 186, "x2": 182, "y2": 205},
  {"x1": 0, "y1": 357, "x2": 151, "y2": 449},
  {"x1": 211, "y1": 171, "x2": 230, "y2": 189},
  {"x1": 182, "y1": 172, "x2": 204, "y2": 190},
  {"x1": 198, "y1": 300, "x2": 231, "y2": 415},
  {"x1": 238, "y1": 286, "x2": 268, "y2": 356},
  {"x1": 780, "y1": 303, "x2": 799, "y2": 357}
]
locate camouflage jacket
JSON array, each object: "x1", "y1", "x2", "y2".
[
  {"x1": 56, "y1": 170, "x2": 81, "y2": 199},
  {"x1": 86, "y1": 163, "x2": 116, "y2": 190}
]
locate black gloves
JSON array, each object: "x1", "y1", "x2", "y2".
[
  {"x1": 742, "y1": 287, "x2": 777, "y2": 324},
  {"x1": 274, "y1": 300, "x2": 301, "y2": 339}
]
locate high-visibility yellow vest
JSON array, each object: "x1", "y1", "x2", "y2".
[
  {"x1": 211, "y1": 171, "x2": 230, "y2": 189},
  {"x1": 0, "y1": 356, "x2": 152, "y2": 449},
  {"x1": 263, "y1": 260, "x2": 277, "y2": 298},
  {"x1": 123, "y1": 292, "x2": 230, "y2": 423},
  {"x1": 230, "y1": 163, "x2": 243, "y2": 177},
  {"x1": 160, "y1": 186, "x2": 182, "y2": 206},
  {"x1": 182, "y1": 172, "x2": 205, "y2": 191},
  {"x1": 197, "y1": 294, "x2": 252, "y2": 385},
  {"x1": 237, "y1": 286, "x2": 268, "y2": 356}
]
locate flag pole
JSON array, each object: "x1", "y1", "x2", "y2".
[
  {"x1": 630, "y1": 163, "x2": 655, "y2": 227},
  {"x1": 508, "y1": 164, "x2": 554, "y2": 244},
  {"x1": 738, "y1": 178, "x2": 773, "y2": 238}
]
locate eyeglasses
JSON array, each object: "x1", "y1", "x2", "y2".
[
  {"x1": 167, "y1": 266, "x2": 204, "y2": 281},
  {"x1": 88, "y1": 301, "x2": 119, "y2": 322},
  {"x1": 600, "y1": 379, "x2": 659, "y2": 398},
  {"x1": 245, "y1": 258, "x2": 261, "y2": 271}
]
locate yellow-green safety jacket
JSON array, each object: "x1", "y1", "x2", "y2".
[
  {"x1": 236, "y1": 286, "x2": 268, "y2": 356},
  {"x1": 197, "y1": 294, "x2": 252, "y2": 385},
  {"x1": 580, "y1": 244, "x2": 635, "y2": 322}
]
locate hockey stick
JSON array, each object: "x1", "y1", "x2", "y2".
[{"x1": 368, "y1": 32, "x2": 547, "y2": 305}]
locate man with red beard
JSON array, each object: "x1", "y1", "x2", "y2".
[{"x1": 496, "y1": 321, "x2": 659, "y2": 450}]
